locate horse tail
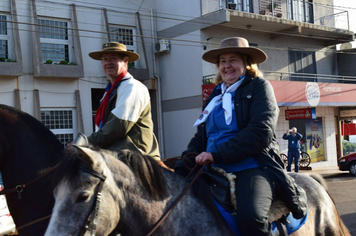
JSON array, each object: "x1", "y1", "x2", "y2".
[{"x1": 309, "y1": 174, "x2": 351, "y2": 236}]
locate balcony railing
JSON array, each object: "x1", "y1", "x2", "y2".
[
  {"x1": 203, "y1": 72, "x2": 356, "y2": 84},
  {"x1": 202, "y1": 0, "x2": 350, "y2": 31}
]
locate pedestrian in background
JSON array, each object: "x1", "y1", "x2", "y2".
[{"x1": 283, "y1": 127, "x2": 303, "y2": 172}]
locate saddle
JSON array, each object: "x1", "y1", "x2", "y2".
[
  {"x1": 200, "y1": 166, "x2": 292, "y2": 219},
  {"x1": 199, "y1": 167, "x2": 307, "y2": 236},
  {"x1": 199, "y1": 166, "x2": 236, "y2": 213}
]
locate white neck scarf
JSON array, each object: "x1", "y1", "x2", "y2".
[{"x1": 193, "y1": 77, "x2": 245, "y2": 127}]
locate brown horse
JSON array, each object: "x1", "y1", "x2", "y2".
[{"x1": 0, "y1": 104, "x2": 66, "y2": 235}]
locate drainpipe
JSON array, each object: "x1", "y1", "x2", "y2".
[
  {"x1": 150, "y1": 9, "x2": 165, "y2": 159},
  {"x1": 136, "y1": 12, "x2": 149, "y2": 72}
]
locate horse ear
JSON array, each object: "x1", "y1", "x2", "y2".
[{"x1": 72, "y1": 145, "x2": 101, "y2": 169}]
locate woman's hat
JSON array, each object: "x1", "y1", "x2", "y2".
[
  {"x1": 89, "y1": 42, "x2": 140, "y2": 62},
  {"x1": 202, "y1": 37, "x2": 267, "y2": 64}
]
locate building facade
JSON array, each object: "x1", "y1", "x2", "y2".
[
  {"x1": 155, "y1": 0, "x2": 356, "y2": 170},
  {"x1": 0, "y1": 0, "x2": 355, "y2": 169}
]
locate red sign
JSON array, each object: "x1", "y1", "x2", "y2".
[
  {"x1": 285, "y1": 108, "x2": 314, "y2": 120},
  {"x1": 269, "y1": 80, "x2": 356, "y2": 107},
  {"x1": 341, "y1": 123, "x2": 356, "y2": 135},
  {"x1": 202, "y1": 83, "x2": 216, "y2": 103}
]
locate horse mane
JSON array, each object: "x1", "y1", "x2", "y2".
[
  {"x1": 0, "y1": 104, "x2": 63, "y2": 153},
  {"x1": 118, "y1": 151, "x2": 229, "y2": 228},
  {"x1": 117, "y1": 150, "x2": 168, "y2": 200},
  {"x1": 53, "y1": 148, "x2": 168, "y2": 201},
  {"x1": 52, "y1": 151, "x2": 85, "y2": 187}
]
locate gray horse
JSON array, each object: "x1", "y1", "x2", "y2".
[{"x1": 44, "y1": 146, "x2": 350, "y2": 236}]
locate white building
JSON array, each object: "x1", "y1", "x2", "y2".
[{"x1": 0, "y1": 0, "x2": 355, "y2": 169}]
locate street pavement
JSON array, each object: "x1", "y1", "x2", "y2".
[{"x1": 299, "y1": 165, "x2": 344, "y2": 177}]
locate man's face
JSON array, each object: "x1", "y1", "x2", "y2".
[
  {"x1": 101, "y1": 53, "x2": 128, "y2": 79},
  {"x1": 291, "y1": 128, "x2": 297, "y2": 135}
]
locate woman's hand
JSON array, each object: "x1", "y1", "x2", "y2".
[{"x1": 195, "y1": 152, "x2": 214, "y2": 165}]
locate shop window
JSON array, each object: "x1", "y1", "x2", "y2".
[
  {"x1": 41, "y1": 109, "x2": 75, "y2": 148},
  {"x1": 108, "y1": 26, "x2": 136, "y2": 68},
  {"x1": 38, "y1": 19, "x2": 70, "y2": 63},
  {"x1": 288, "y1": 50, "x2": 316, "y2": 82},
  {"x1": 288, "y1": 117, "x2": 325, "y2": 162}
]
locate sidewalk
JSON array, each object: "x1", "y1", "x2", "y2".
[{"x1": 299, "y1": 166, "x2": 345, "y2": 177}]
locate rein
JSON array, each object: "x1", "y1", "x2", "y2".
[
  {"x1": 146, "y1": 153, "x2": 209, "y2": 236},
  {"x1": 0, "y1": 160, "x2": 62, "y2": 232},
  {"x1": 0, "y1": 161, "x2": 62, "y2": 198},
  {"x1": 78, "y1": 165, "x2": 107, "y2": 236}
]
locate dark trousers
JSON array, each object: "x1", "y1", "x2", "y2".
[
  {"x1": 287, "y1": 149, "x2": 300, "y2": 172},
  {"x1": 234, "y1": 167, "x2": 274, "y2": 236}
]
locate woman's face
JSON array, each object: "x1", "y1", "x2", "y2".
[{"x1": 218, "y1": 53, "x2": 246, "y2": 85}]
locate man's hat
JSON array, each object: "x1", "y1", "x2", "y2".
[
  {"x1": 89, "y1": 42, "x2": 140, "y2": 62},
  {"x1": 202, "y1": 37, "x2": 267, "y2": 64}
]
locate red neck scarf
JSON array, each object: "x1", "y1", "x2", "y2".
[{"x1": 95, "y1": 71, "x2": 127, "y2": 127}]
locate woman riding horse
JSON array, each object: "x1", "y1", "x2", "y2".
[{"x1": 174, "y1": 37, "x2": 307, "y2": 235}]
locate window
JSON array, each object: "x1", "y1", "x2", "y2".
[
  {"x1": 38, "y1": 19, "x2": 70, "y2": 63},
  {"x1": 288, "y1": 50, "x2": 316, "y2": 82},
  {"x1": 236, "y1": 0, "x2": 252, "y2": 12},
  {"x1": 0, "y1": 15, "x2": 10, "y2": 59},
  {"x1": 226, "y1": 0, "x2": 252, "y2": 12},
  {"x1": 41, "y1": 109, "x2": 75, "y2": 148},
  {"x1": 108, "y1": 26, "x2": 136, "y2": 68},
  {"x1": 287, "y1": 0, "x2": 313, "y2": 23}
]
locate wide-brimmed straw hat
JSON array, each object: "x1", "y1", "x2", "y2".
[
  {"x1": 89, "y1": 42, "x2": 140, "y2": 62},
  {"x1": 202, "y1": 37, "x2": 267, "y2": 64}
]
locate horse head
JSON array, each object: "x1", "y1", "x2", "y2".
[
  {"x1": 45, "y1": 146, "x2": 120, "y2": 236},
  {"x1": 45, "y1": 145, "x2": 173, "y2": 236}
]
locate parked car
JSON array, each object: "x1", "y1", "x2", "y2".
[
  {"x1": 0, "y1": 185, "x2": 16, "y2": 236},
  {"x1": 338, "y1": 152, "x2": 356, "y2": 176}
]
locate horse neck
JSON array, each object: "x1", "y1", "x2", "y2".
[
  {"x1": 1, "y1": 137, "x2": 62, "y2": 186},
  {"x1": 113, "y1": 169, "x2": 185, "y2": 233},
  {"x1": 0, "y1": 127, "x2": 63, "y2": 235},
  {"x1": 115, "y1": 169, "x2": 233, "y2": 235}
]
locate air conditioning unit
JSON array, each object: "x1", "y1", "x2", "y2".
[{"x1": 155, "y1": 39, "x2": 170, "y2": 53}]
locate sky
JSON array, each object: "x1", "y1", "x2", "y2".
[{"x1": 334, "y1": 0, "x2": 356, "y2": 32}]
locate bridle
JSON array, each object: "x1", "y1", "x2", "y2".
[
  {"x1": 34, "y1": 152, "x2": 203, "y2": 236},
  {"x1": 74, "y1": 152, "x2": 206, "y2": 236},
  {"x1": 77, "y1": 166, "x2": 107, "y2": 236},
  {"x1": 0, "y1": 161, "x2": 62, "y2": 231}
]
